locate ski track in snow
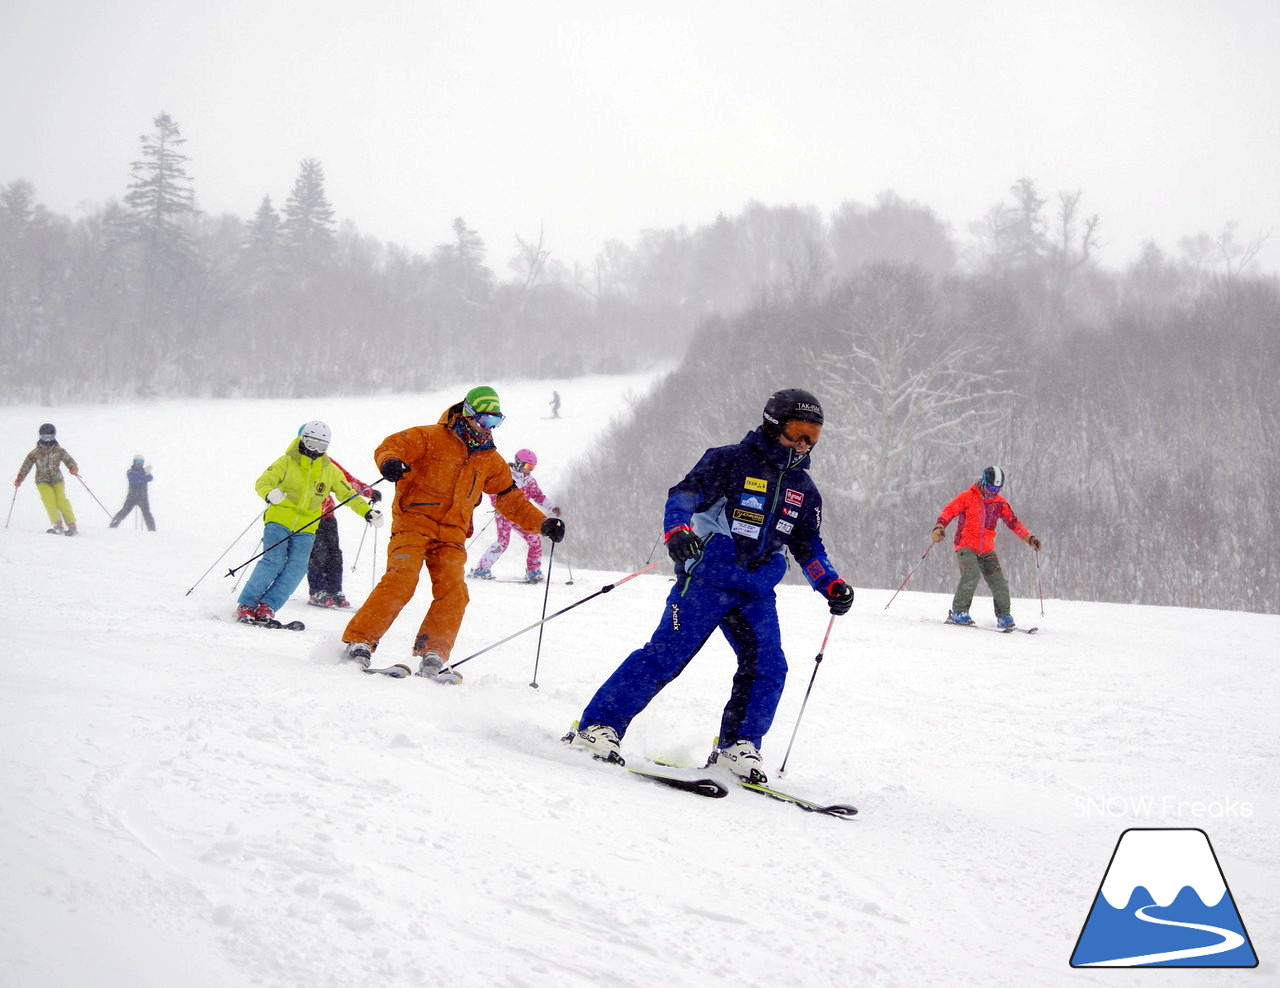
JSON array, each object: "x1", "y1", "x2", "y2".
[{"x1": 2, "y1": 377, "x2": 1276, "y2": 988}]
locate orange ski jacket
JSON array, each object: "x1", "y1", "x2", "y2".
[
  {"x1": 935, "y1": 484, "x2": 1030, "y2": 554},
  {"x1": 375, "y1": 404, "x2": 547, "y2": 545}
]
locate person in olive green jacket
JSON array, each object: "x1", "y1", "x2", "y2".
[
  {"x1": 14, "y1": 422, "x2": 80, "y2": 535},
  {"x1": 236, "y1": 421, "x2": 382, "y2": 624}
]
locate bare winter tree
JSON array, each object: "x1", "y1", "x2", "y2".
[{"x1": 813, "y1": 264, "x2": 1015, "y2": 502}]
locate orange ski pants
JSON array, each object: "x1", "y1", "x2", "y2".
[{"x1": 342, "y1": 531, "x2": 469, "y2": 659}]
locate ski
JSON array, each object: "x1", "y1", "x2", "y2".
[
  {"x1": 737, "y1": 780, "x2": 858, "y2": 818},
  {"x1": 945, "y1": 620, "x2": 1038, "y2": 634},
  {"x1": 362, "y1": 664, "x2": 412, "y2": 678},
  {"x1": 626, "y1": 766, "x2": 728, "y2": 798},
  {"x1": 240, "y1": 618, "x2": 305, "y2": 631}
]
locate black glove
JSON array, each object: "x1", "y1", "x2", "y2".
[
  {"x1": 665, "y1": 527, "x2": 702, "y2": 564},
  {"x1": 827, "y1": 580, "x2": 854, "y2": 616},
  {"x1": 540, "y1": 517, "x2": 565, "y2": 543},
  {"x1": 367, "y1": 489, "x2": 383, "y2": 504},
  {"x1": 380, "y1": 458, "x2": 409, "y2": 483}
]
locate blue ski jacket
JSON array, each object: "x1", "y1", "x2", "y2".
[{"x1": 664, "y1": 427, "x2": 842, "y2": 595}]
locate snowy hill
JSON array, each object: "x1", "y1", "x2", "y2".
[{"x1": 1, "y1": 376, "x2": 1275, "y2": 987}]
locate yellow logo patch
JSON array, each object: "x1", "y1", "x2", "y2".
[{"x1": 744, "y1": 477, "x2": 767, "y2": 493}]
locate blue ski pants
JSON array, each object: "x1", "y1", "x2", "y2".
[
  {"x1": 579, "y1": 570, "x2": 788, "y2": 749},
  {"x1": 239, "y1": 522, "x2": 315, "y2": 613}
]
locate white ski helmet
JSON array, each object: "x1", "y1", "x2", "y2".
[
  {"x1": 979, "y1": 465, "x2": 1005, "y2": 491},
  {"x1": 298, "y1": 420, "x2": 332, "y2": 454}
]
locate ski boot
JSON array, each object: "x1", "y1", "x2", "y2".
[
  {"x1": 469, "y1": 567, "x2": 494, "y2": 580},
  {"x1": 996, "y1": 613, "x2": 1016, "y2": 631},
  {"x1": 525, "y1": 569, "x2": 544, "y2": 584},
  {"x1": 708, "y1": 740, "x2": 767, "y2": 784},
  {"x1": 416, "y1": 651, "x2": 463, "y2": 685},
  {"x1": 945, "y1": 609, "x2": 976, "y2": 626},
  {"x1": 563, "y1": 723, "x2": 624, "y2": 765}
]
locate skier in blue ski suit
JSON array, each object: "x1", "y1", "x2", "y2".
[{"x1": 567, "y1": 389, "x2": 854, "y2": 783}]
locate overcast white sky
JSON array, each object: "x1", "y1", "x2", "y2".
[{"x1": 3, "y1": 0, "x2": 1278, "y2": 273}]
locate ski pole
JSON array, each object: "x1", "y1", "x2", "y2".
[
  {"x1": 351, "y1": 518, "x2": 369, "y2": 573},
  {"x1": 1035, "y1": 549, "x2": 1045, "y2": 616},
  {"x1": 4, "y1": 486, "x2": 17, "y2": 529},
  {"x1": 73, "y1": 473, "x2": 113, "y2": 519},
  {"x1": 445, "y1": 558, "x2": 665, "y2": 674},
  {"x1": 225, "y1": 480, "x2": 385, "y2": 578},
  {"x1": 232, "y1": 541, "x2": 260, "y2": 592},
  {"x1": 184, "y1": 510, "x2": 264, "y2": 595},
  {"x1": 777, "y1": 615, "x2": 837, "y2": 777},
  {"x1": 884, "y1": 540, "x2": 935, "y2": 610},
  {"x1": 529, "y1": 541, "x2": 557, "y2": 689},
  {"x1": 563, "y1": 553, "x2": 575, "y2": 586},
  {"x1": 466, "y1": 510, "x2": 496, "y2": 550}
]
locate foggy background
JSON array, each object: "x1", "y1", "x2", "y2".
[{"x1": 3, "y1": 120, "x2": 1275, "y2": 614}]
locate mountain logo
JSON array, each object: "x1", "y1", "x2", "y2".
[{"x1": 1070, "y1": 828, "x2": 1258, "y2": 968}]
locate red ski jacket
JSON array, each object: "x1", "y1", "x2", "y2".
[{"x1": 936, "y1": 484, "x2": 1030, "y2": 554}]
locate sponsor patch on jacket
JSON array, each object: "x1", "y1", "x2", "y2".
[
  {"x1": 744, "y1": 477, "x2": 768, "y2": 493},
  {"x1": 315, "y1": 482, "x2": 328, "y2": 494},
  {"x1": 731, "y1": 519, "x2": 762, "y2": 539},
  {"x1": 784, "y1": 489, "x2": 804, "y2": 507},
  {"x1": 775, "y1": 519, "x2": 794, "y2": 534},
  {"x1": 782, "y1": 506, "x2": 799, "y2": 518},
  {"x1": 805, "y1": 559, "x2": 829, "y2": 581},
  {"x1": 739, "y1": 493, "x2": 766, "y2": 511},
  {"x1": 732, "y1": 508, "x2": 765, "y2": 526}
]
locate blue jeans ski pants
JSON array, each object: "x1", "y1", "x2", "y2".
[
  {"x1": 579, "y1": 574, "x2": 788, "y2": 749},
  {"x1": 239, "y1": 522, "x2": 315, "y2": 613}
]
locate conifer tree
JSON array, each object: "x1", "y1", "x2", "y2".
[
  {"x1": 122, "y1": 112, "x2": 197, "y2": 268},
  {"x1": 282, "y1": 158, "x2": 335, "y2": 263}
]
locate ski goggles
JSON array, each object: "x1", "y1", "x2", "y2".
[
  {"x1": 780, "y1": 422, "x2": 821, "y2": 447},
  {"x1": 462, "y1": 401, "x2": 505, "y2": 429},
  {"x1": 981, "y1": 482, "x2": 1002, "y2": 495},
  {"x1": 301, "y1": 435, "x2": 329, "y2": 454}
]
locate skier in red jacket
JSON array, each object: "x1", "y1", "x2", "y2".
[{"x1": 931, "y1": 466, "x2": 1042, "y2": 630}]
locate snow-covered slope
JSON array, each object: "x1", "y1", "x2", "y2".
[{"x1": 1, "y1": 377, "x2": 1275, "y2": 987}]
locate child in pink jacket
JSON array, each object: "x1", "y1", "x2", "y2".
[{"x1": 471, "y1": 449, "x2": 560, "y2": 583}]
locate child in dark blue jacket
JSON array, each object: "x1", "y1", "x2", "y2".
[
  {"x1": 565, "y1": 389, "x2": 854, "y2": 783},
  {"x1": 110, "y1": 456, "x2": 156, "y2": 530}
]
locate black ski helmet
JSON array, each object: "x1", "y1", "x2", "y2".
[
  {"x1": 39, "y1": 423, "x2": 56, "y2": 437},
  {"x1": 762, "y1": 389, "x2": 824, "y2": 439},
  {"x1": 980, "y1": 465, "x2": 1005, "y2": 490}
]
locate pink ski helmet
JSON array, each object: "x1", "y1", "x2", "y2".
[{"x1": 515, "y1": 449, "x2": 537, "y2": 468}]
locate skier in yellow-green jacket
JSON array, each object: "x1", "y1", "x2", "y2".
[
  {"x1": 14, "y1": 423, "x2": 80, "y2": 536},
  {"x1": 236, "y1": 421, "x2": 383, "y2": 624}
]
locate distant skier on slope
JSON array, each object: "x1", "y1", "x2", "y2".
[
  {"x1": 563, "y1": 388, "x2": 855, "y2": 784},
  {"x1": 470, "y1": 448, "x2": 561, "y2": 583},
  {"x1": 236, "y1": 421, "x2": 382, "y2": 626},
  {"x1": 931, "y1": 465, "x2": 1042, "y2": 630},
  {"x1": 109, "y1": 455, "x2": 156, "y2": 531},
  {"x1": 14, "y1": 423, "x2": 80, "y2": 535},
  {"x1": 340, "y1": 386, "x2": 565, "y2": 681}
]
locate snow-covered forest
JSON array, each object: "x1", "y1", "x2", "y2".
[{"x1": 2, "y1": 113, "x2": 1277, "y2": 612}]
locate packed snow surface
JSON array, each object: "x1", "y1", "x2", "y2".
[{"x1": 2, "y1": 375, "x2": 1275, "y2": 987}]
